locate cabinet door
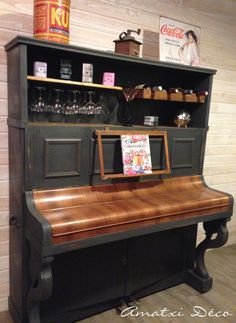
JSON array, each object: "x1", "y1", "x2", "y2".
[
  {"x1": 126, "y1": 226, "x2": 197, "y2": 298},
  {"x1": 29, "y1": 125, "x2": 91, "y2": 189},
  {"x1": 168, "y1": 128, "x2": 203, "y2": 176},
  {"x1": 41, "y1": 240, "x2": 127, "y2": 317}
]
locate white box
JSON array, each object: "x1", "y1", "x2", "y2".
[
  {"x1": 34, "y1": 61, "x2": 47, "y2": 78},
  {"x1": 82, "y1": 63, "x2": 93, "y2": 83}
]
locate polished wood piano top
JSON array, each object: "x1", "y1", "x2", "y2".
[{"x1": 33, "y1": 175, "x2": 231, "y2": 244}]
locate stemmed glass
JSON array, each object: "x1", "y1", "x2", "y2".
[
  {"x1": 72, "y1": 90, "x2": 81, "y2": 116},
  {"x1": 63, "y1": 90, "x2": 81, "y2": 122},
  {"x1": 50, "y1": 89, "x2": 63, "y2": 122},
  {"x1": 83, "y1": 91, "x2": 96, "y2": 115},
  {"x1": 29, "y1": 86, "x2": 47, "y2": 121},
  {"x1": 94, "y1": 94, "x2": 104, "y2": 115},
  {"x1": 122, "y1": 86, "x2": 139, "y2": 126},
  {"x1": 29, "y1": 86, "x2": 37, "y2": 119},
  {"x1": 78, "y1": 91, "x2": 96, "y2": 123},
  {"x1": 62, "y1": 90, "x2": 72, "y2": 121},
  {"x1": 93, "y1": 93, "x2": 105, "y2": 123}
]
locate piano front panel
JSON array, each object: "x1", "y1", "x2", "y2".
[{"x1": 27, "y1": 124, "x2": 204, "y2": 190}]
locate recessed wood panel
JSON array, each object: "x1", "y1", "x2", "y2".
[
  {"x1": 171, "y1": 138, "x2": 195, "y2": 169},
  {"x1": 91, "y1": 138, "x2": 123, "y2": 175},
  {"x1": 91, "y1": 136, "x2": 165, "y2": 176},
  {"x1": 150, "y1": 137, "x2": 164, "y2": 170},
  {"x1": 44, "y1": 138, "x2": 82, "y2": 178}
]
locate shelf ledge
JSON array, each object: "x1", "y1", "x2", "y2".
[{"x1": 27, "y1": 76, "x2": 123, "y2": 91}]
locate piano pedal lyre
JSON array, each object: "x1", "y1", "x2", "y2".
[
  {"x1": 116, "y1": 297, "x2": 140, "y2": 315},
  {"x1": 116, "y1": 299, "x2": 128, "y2": 315},
  {"x1": 126, "y1": 296, "x2": 140, "y2": 307}
]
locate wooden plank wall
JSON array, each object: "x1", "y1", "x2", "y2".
[{"x1": 0, "y1": 0, "x2": 236, "y2": 312}]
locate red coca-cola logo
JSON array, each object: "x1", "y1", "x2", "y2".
[{"x1": 160, "y1": 24, "x2": 184, "y2": 39}]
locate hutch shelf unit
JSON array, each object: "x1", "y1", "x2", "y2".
[{"x1": 5, "y1": 36, "x2": 233, "y2": 323}]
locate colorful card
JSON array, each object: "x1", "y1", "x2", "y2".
[{"x1": 121, "y1": 135, "x2": 152, "y2": 175}]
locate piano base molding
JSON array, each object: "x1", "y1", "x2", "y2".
[{"x1": 186, "y1": 218, "x2": 229, "y2": 293}]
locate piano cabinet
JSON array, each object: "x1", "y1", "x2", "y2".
[{"x1": 5, "y1": 37, "x2": 233, "y2": 323}]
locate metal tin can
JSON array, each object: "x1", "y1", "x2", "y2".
[{"x1": 34, "y1": 0, "x2": 70, "y2": 44}]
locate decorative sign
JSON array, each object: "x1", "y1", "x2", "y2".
[
  {"x1": 159, "y1": 16, "x2": 200, "y2": 66},
  {"x1": 121, "y1": 135, "x2": 152, "y2": 176}
]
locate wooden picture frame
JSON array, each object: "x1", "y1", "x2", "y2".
[{"x1": 96, "y1": 130, "x2": 171, "y2": 180}]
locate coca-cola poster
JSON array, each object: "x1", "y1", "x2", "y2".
[{"x1": 159, "y1": 16, "x2": 201, "y2": 66}]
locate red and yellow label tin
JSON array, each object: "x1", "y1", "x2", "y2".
[{"x1": 34, "y1": 0, "x2": 70, "y2": 44}]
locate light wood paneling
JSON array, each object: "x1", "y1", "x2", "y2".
[
  {"x1": 0, "y1": 197, "x2": 8, "y2": 211},
  {"x1": 0, "y1": 212, "x2": 8, "y2": 226},
  {"x1": 0, "y1": 181, "x2": 8, "y2": 196},
  {"x1": 204, "y1": 164, "x2": 236, "y2": 176},
  {"x1": 0, "y1": 227, "x2": 8, "y2": 245},
  {"x1": 0, "y1": 134, "x2": 8, "y2": 149},
  {"x1": 0, "y1": 0, "x2": 236, "y2": 314},
  {"x1": 0, "y1": 298, "x2": 8, "y2": 313},
  {"x1": 0, "y1": 242, "x2": 8, "y2": 257},
  {"x1": 0, "y1": 270, "x2": 8, "y2": 285},
  {"x1": 0, "y1": 283, "x2": 9, "y2": 300},
  {"x1": 0, "y1": 81, "x2": 7, "y2": 100},
  {"x1": 0, "y1": 150, "x2": 8, "y2": 165},
  {"x1": 0, "y1": 256, "x2": 9, "y2": 271},
  {"x1": 206, "y1": 145, "x2": 236, "y2": 156},
  {"x1": 0, "y1": 117, "x2": 7, "y2": 133}
]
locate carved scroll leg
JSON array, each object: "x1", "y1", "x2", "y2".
[
  {"x1": 186, "y1": 218, "x2": 229, "y2": 293},
  {"x1": 27, "y1": 244, "x2": 54, "y2": 323}
]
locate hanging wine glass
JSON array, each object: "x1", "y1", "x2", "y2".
[
  {"x1": 93, "y1": 93, "x2": 105, "y2": 123},
  {"x1": 83, "y1": 91, "x2": 96, "y2": 115},
  {"x1": 123, "y1": 87, "x2": 139, "y2": 103},
  {"x1": 71, "y1": 90, "x2": 80, "y2": 114},
  {"x1": 29, "y1": 86, "x2": 37, "y2": 120},
  {"x1": 78, "y1": 91, "x2": 95, "y2": 123},
  {"x1": 122, "y1": 86, "x2": 139, "y2": 126},
  {"x1": 63, "y1": 90, "x2": 80, "y2": 123},
  {"x1": 78, "y1": 91, "x2": 87, "y2": 115},
  {"x1": 30, "y1": 86, "x2": 47, "y2": 121},
  {"x1": 62, "y1": 90, "x2": 72, "y2": 122},
  {"x1": 50, "y1": 88, "x2": 63, "y2": 122},
  {"x1": 46, "y1": 88, "x2": 52, "y2": 115},
  {"x1": 73, "y1": 90, "x2": 82, "y2": 123},
  {"x1": 94, "y1": 94, "x2": 105, "y2": 115}
]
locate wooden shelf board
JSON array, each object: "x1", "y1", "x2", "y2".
[
  {"x1": 27, "y1": 122, "x2": 202, "y2": 130},
  {"x1": 27, "y1": 76, "x2": 123, "y2": 91},
  {"x1": 137, "y1": 97, "x2": 203, "y2": 103},
  {"x1": 102, "y1": 169, "x2": 171, "y2": 180}
]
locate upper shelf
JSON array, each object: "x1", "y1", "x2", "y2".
[
  {"x1": 27, "y1": 76, "x2": 123, "y2": 91},
  {"x1": 6, "y1": 36, "x2": 216, "y2": 75}
]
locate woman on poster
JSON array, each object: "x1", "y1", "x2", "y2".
[{"x1": 178, "y1": 30, "x2": 200, "y2": 66}]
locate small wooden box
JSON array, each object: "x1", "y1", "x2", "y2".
[
  {"x1": 153, "y1": 90, "x2": 168, "y2": 100},
  {"x1": 114, "y1": 39, "x2": 142, "y2": 57},
  {"x1": 198, "y1": 95, "x2": 206, "y2": 103},
  {"x1": 169, "y1": 92, "x2": 183, "y2": 101},
  {"x1": 135, "y1": 87, "x2": 152, "y2": 99},
  {"x1": 184, "y1": 93, "x2": 198, "y2": 102}
]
